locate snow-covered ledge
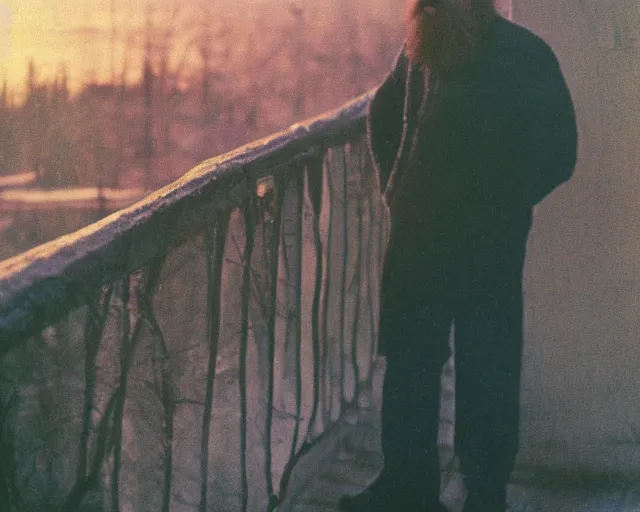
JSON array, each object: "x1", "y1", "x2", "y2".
[
  {"x1": 0, "y1": 187, "x2": 146, "y2": 210},
  {"x1": 0, "y1": 91, "x2": 373, "y2": 353}
]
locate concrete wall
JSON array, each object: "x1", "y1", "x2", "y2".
[{"x1": 512, "y1": 0, "x2": 640, "y2": 472}]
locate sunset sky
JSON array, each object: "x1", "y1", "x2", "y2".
[
  {"x1": 0, "y1": 0, "x2": 304, "y2": 97},
  {"x1": 0, "y1": 0, "x2": 510, "y2": 100},
  {"x1": 3, "y1": 0, "x2": 141, "y2": 94}
]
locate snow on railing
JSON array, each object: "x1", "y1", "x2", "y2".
[{"x1": 0, "y1": 90, "x2": 388, "y2": 511}]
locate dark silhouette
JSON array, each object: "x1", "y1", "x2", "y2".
[{"x1": 340, "y1": 1, "x2": 577, "y2": 511}]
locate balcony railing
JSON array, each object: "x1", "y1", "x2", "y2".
[{"x1": 0, "y1": 91, "x2": 388, "y2": 511}]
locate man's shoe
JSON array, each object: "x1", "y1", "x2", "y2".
[{"x1": 338, "y1": 476, "x2": 448, "y2": 512}]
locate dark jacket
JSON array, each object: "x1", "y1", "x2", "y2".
[{"x1": 368, "y1": 15, "x2": 578, "y2": 355}]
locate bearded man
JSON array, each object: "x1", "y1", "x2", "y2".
[{"x1": 339, "y1": 1, "x2": 577, "y2": 511}]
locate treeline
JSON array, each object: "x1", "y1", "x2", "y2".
[
  {"x1": 0, "y1": 62, "x2": 126, "y2": 189},
  {"x1": 0, "y1": 1, "x2": 403, "y2": 190}
]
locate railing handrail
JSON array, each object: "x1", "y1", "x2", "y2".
[{"x1": 0, "y1": 90, "x2": 374, "y2": 350}]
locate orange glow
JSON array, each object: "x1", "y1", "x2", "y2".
[
  {"x1": 2, "y1": 0, "x2": 142, "y2": 97},
  {"x1": 1, "y1": 0, "x2": 236, "y2": 98},
  {"x1": 1, "y1": 0, "x2": 401, "y2": 101}
]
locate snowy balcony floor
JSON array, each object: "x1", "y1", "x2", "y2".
[{"x1": 280, "y1": 407, "x2": 640, "y2": 512}]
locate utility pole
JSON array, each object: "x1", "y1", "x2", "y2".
[
  {"x1": 290, "y1": 3, "x2": 306, "y2": 118},
  {"x1": 142, "y1": 6, "x2": 154, "y2": 191},
  {"x1": 111, "y1": 0, "x2": 117, "y2": 85}
]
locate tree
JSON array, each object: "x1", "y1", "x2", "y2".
[
  {"x1": 22, "y1": 61, "x2": 50, "y2": 179},
  {"x1": 0, "y1": 81, "x2": 20, "y2": 176}
]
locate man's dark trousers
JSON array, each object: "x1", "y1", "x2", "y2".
[{"x1": 379, "y1": 215, "x2": 531, "y2": 501}]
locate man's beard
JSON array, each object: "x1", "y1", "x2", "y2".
[{"x1": 405, "y1": 0, "x2": 492, "y2": 74}]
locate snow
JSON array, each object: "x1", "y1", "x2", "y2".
[
  {"x1": 0, "y1": 187, "x2": 147, "y2": 210},
  {"x1": 0, "y1": 172, "x2": 37, "y2": 189}
]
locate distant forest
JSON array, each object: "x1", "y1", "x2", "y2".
[{"x1": 0, "y1": 1, "x2": 404, "y2": 191}]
